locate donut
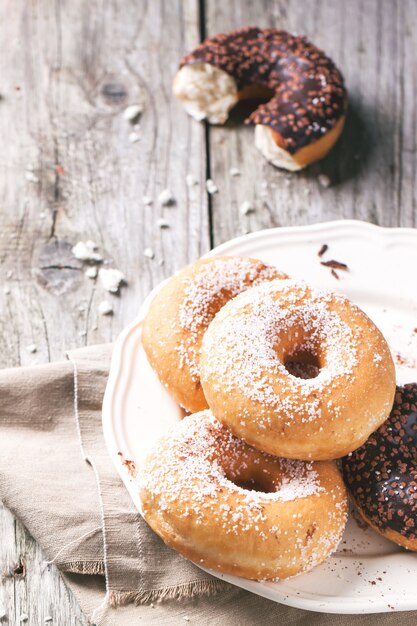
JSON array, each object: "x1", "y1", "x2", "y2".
[
  {"x1": 142, "y1": 256, "x2": 287, "y2": 413},
  {"x1": 200, "y1": 279, "x2": 396, "y2": 461},
  {"x1": 342, "y1": 384, "x2": 417, "y2": 551},
  {"x1": 139, "y1": 410, "x2": 348, "y2": 580},
  {"x1": 173, "y1": 27, "x2": 347, "y2": 171}
]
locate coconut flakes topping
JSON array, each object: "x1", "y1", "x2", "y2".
[
  {"x1": 176, "y1": 258, "x2": 283, "y2": 380},
  {"x1": 201, "y1": 280, "x2": 360, "y2": 421},
  {"x1": 139, "y1": 412, "x2": 324, "y2": 535},
  {"x1": 140, "y1": 412, "x2": 347, "y2": 575}
]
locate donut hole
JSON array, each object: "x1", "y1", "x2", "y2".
[
  {"x1": 232, "y1": 84, "x2": 275, "y2": 120},
  {"x1": 284, "y1": 350, "x2": 321, "y2": 380},
  {"x1": 226, "y1": 468, "x2": 277, "y2": 493},
  {"x1": 239, "y1": 84, "x2": 274, "y2": 102}
]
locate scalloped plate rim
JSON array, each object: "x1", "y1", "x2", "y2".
[{"x1": 102, "y1": 220, "x2": 417, "y2": 615}]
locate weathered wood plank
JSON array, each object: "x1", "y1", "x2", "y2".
[
  {"x1": 0, "y1": 503, "x2": 86, "y2": 625},
  {"x1": 205, "y1": 0, "x2": 417, "y2": 245},
  {"x1": 0, "y1": 0, "x2": 206, "y2": 623}
]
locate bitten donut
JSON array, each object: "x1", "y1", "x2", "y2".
[
  {"x1": 343, "y1": 384, "x2": 417, "y2": 551},
  {"x1": 173, "y1": 27, "x2": 347, "y2": 171},
  {"x1": 139, "y1": 411, "x2": 348, "y2": 580},
  {"x1": 142, "y1": 256, "x2": 286, "y2": 413},
  {"x1": 200, "y1": 279, "x2": 396, "y2": 460}
]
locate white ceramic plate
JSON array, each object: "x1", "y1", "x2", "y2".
[{"x1": 102, "y1": 220, "x2": 417, "y2": 614}]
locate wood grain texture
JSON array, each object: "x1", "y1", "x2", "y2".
[
  {"x1": 1, "y1": 0, "x2": 417, "y2": 623},
  {"x1": 0, "y1": 0, "x2": 206, "y2": 623},
  {"x1": 205, "y1": 0, "x2": 417, "y2": 245},
  {"x1": 0, "y1": 503, "x2": 86, "y2": 625}
]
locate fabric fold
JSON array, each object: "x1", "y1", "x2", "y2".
[
  {"x1": 0, "y1": 357, "x2": 104, "y2": 572},
  {"x1": 66, "y1": 344, "x2": 228, "y2": 616},
  {"x1": 0, "y1": 342, "x2": 227, "y2": 623}
]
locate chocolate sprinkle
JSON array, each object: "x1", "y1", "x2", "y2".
[
  {"x1": 320, "y1": 259, "x2": 348, "y2": 271},
  {"x1": 318, "y1": 244, "x2": 328, "y2": 257},
  {"x1": 180, "y1": 27, "x2": 347, "y2": 153},
  {"x1": 342, "y1": 384, "x2": 417, "y2": 541},
  {"x1": 331, "y1": 268, "x2": 339, "y2": 280}
]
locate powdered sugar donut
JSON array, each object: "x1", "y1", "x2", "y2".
[
  {"x1": 139, "y1": 410, "x2": 347, "y2": 580},
  {"x1": 142, "y1": 256, "x2": 287, "y2": 413},
  {"x1": 173, "y1": 27, "x2": 347, "y2": 171},
  {"x1": 200, "y1": 280, "x2": 396, "y2": 460}
]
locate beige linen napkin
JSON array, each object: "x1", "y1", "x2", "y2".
[{"x1": 0, "y1": 344, "x2": 416, "y2": 625}]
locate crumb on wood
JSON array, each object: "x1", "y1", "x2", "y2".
[
  {"x1": 186, "y1": 174, "x2": 198, "y2": 187},
  {"x1": 72, "y1": 241, "x2": 103, "y2": 263},
  {"x1": 144, "y1": 247, "x2": 155, "y2": 259},
  {"x1": 85, "y1": 266, "x2": 98, "y2": 279},
  {"x1": 128, "y1": 131, "x2": 140, "y2": 143},
  {"x1": 156, "y1": 218, "x2": 169, "y2": 229},
  {"x1": 205, "y1": 179, "x2": 218, "y2": 194},
  {"x1": 317, "y1": 173, "x2": 331, "y2": 188},
  {"x1": 123, "y1": 104, "x2": 143, "y2": 123},
  {"x1": 239, "y1": 201, "x2": 255, "y2": 216},
  {"x1": 98, "y1": 300, "x2": 113, "y2": 316},
  {"x1": 158, "y1": 189, "x2": 175, "y2": 206},
  {"x1": 99, "y1": 268, "x2": 126, "y2": 293}
]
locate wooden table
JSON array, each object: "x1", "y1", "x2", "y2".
[{"x1": 0, "y1": 0, "x2": 416, "y2": 623}]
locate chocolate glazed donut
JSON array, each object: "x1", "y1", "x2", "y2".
[
  {"x1": 174, "y1": 27, "x2": 347, "y2": 171},
  {"x1": 342, "y1": 384, "x2": 417, "y2": 550}
]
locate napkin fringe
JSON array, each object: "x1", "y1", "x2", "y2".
[{"x1": 108, "y1": 579, "x2": 229, "y2": 607}]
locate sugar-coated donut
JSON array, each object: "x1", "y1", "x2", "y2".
[
  {"x1": 343, "y1": 384, "x2": 417, "y2": 551},
  {"x1": 200, "y1": 279, "x2": 396, "y2": 460},
  {"x1": 173, "y1": 27, "x2": 347, "y2": 171},
  {"x1": 142, "y1": 256, "x2": 287, "y2": 413},
  {"x1": 139, "y1": 410, "x2": 348, "y2": 580}
]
